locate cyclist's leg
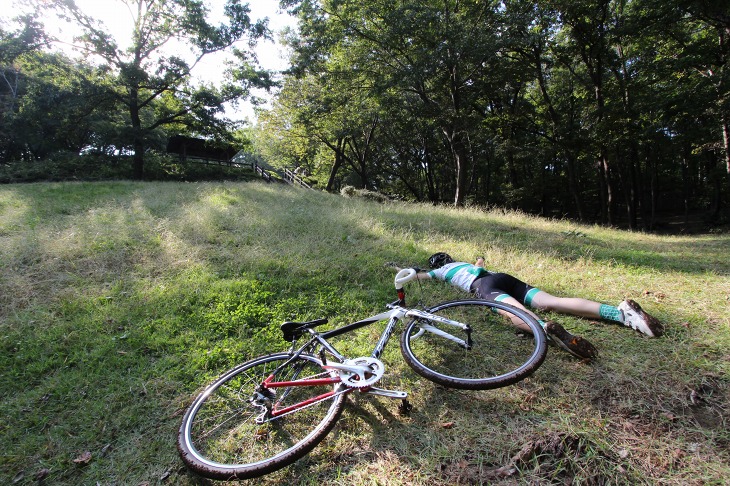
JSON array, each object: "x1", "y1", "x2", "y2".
[
  {"x1": 474, "y1": 274, "x2": 597, "y2": 359},
  {"x1": 492, "y1": 294, "x2": 541, "y2": 332},
  {"x1": 531, "y1": 290, "x2": 663, "y2": 336},
  {"x1": 529, "y1": 290, "x2": 602, "y2": 318},
  {"x1": 520, "y1": 290, "x2": 600, "y2": 358},
  {"x1": 472, "y1": 273, "x2": 542, "y2": 332},
  {"x1": 475, "y1": 272, "x2": 603, "y2": 321}
]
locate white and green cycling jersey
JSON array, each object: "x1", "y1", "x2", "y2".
[{"x1": 427, "y1": 262, "x2": 490, "y2": 292}]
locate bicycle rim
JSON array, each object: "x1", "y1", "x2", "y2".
[
  {"x1": 177, "y1": 353, "x2": 346, "y2": 480},
  {"x1": 400, "y1": 299, "x2": 547, "y2": 390}
]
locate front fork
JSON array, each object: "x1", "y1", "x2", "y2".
[{"x1": 407, "y1": 308, "x2": 474, "y2": 350}]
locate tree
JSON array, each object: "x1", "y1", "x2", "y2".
[
  {"x1": 8, "y1": 51, "x2": 117, "y2": 160},
  {"x1": 679, "y1": 0, "x2": 730, "y2": 219},
  {"x1": 0, "y1": 14, "x2": 48, "y2": 161},
  {"x1": 261, "y1": 0, "x2": 727, "y2": 228},
  {"x1": 286, "y1": 0, "x2": 510, "y2": 205},
  {"x1": 41, "y1": 0, "x2": 271, "y2": 178}
]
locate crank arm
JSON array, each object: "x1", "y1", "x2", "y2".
[
  {"x1": 363, "y1": 387, "x2": 408, "y2": 399},
  {"x1": 321, "y1": 362, "x2": 371, "y2": 378}
]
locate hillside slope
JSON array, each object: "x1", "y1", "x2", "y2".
[{"x1": 1, "y1": 181, "x2": 728, "y2": 485}]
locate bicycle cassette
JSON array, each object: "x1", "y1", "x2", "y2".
[{"x1": 338, "y1": 357, "x2": 385, "y2": 388}]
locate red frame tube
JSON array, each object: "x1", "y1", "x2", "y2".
[
  {"x1": 266, "y1": 378, "x2": 340, "y2": 387},
  {"x1": 261, "y1": 373, "x2": 343, "y2": 418},
  {"x1": 270, "y1": 390, "x2": 338, "y2": 417}
]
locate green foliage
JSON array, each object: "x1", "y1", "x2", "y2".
[
  {"x1": 5, "y1": 0, "x2": 730, "y2": 226},
  {"x1": 0, "y1": 153, "x2": 126, "y2": 182},
  {"x1": 2, "y1": 1, "x2": 271, "y2": 177},
  {"x1": 340, "y1": 185, "x2": 391, "y2": 202},
  {"x1": 0, "y1": 152, "x2": 258, "y2": 183},
  {"x1": 2, "y1": 27, "x2": 108, "y2": 161},
  {"x1": 259, "y1": 0, "x2": 730, "y2": 227}
]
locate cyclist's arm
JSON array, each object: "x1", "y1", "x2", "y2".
[
  {"x1": 414, "y1": 270, "x2": 432, "y2": 280},
  {"x1": 393, "y1": 265, "x2": 433, "y2": 280}
]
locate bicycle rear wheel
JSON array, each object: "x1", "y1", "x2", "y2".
[
  {"x1": 400, "y1": 299, "x2": 547, "y2": 390},
  {"x1": 177, "y1": 352, "x2": 346, "y2": 480}
]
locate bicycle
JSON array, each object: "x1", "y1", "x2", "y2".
[{"x1": 177, "y1": 268, "x2": 548, "y2": 480}]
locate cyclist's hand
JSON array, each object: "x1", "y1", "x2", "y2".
[{"x1": 384, "y1": 262, "x2": 424, "y2": 274}]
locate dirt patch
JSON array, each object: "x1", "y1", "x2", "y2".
[
  {"x1": 438, "y1": 433, "x2": 622, "y2": 484},
  {"x1": 687, "y1": 377, "x2": 728, "y2": 430}
]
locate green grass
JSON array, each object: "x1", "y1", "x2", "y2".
[{"x1": 1, "y1": 180, "x2": 728, "y2": 485}]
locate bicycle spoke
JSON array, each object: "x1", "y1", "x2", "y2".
[
  {"x1": 179, "y1": 353, "x2": 346, "y2": 479},
  {"x1": 401, "y1": 300, "x2": 547, "y2": 390}
]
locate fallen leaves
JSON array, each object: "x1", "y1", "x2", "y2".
[
  {"x1": 13, "y1": 468, "x2": 50, "y2": 483},
  {"x1": 518, "y1": 392, "x2": 538, "y2": 411},
  {"x1": 73, "y1": 451, "x2": 92, "y2": 465},
  {"x1": 661, "y1": 412, "x2": 678, "y2": 422},
  {"x1": 35, "y1": 468, "x2": 51, "y2": 480},
  {"x1": 642, "y1": 289, "x2": 666, "y2": 302}
]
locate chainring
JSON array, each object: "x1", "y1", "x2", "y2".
[{"x1": 338, "y1": 357, "x2": 385, "y2": 388}]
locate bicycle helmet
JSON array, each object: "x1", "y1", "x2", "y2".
[{"x1": 428, "y1": 252, "x2": 454, "y2": 269}]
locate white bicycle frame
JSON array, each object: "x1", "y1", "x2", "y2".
[
  {"x1": 267, "y1": 268, "x2": 473, "y2": 409},
  {"x1": 394, "y1": 267, "x2": 472, "y2": 347}
]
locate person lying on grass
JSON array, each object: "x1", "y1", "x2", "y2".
[{"x1": 393, "y1": 252, "x2": 664, "y2": 360}]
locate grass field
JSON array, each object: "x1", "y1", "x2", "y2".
[{"x1": 1, "y1": 180, "x2": 728, "y2": 485}]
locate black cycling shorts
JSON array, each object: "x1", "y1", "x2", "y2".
[{"x1": 470, "y1": 272, "x2": 540, "y2": 306}]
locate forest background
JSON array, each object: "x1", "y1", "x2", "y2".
[{"x1": 2, "y1": 0, "x2": 730, "y2": 232}]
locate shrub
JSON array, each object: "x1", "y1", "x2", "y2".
[
  {"x1": 339, "y1": 185, "x2": 390, "y2": 203},
  {"x1": 0, "y1": 152, "x2": 257, "y2": 183}
]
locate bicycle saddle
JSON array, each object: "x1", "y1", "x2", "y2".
[{"x1": 280, "y1": 318, "x2": 329, "y2": 342}]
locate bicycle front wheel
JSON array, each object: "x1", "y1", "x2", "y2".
[
  {"x1": 177, "y1": 353, "x2": 346, "y2": 480},
  {"x1": 400, "y1": 299, "x2": 547, "y2": 390}
]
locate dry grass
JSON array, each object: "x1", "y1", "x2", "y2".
[{"x1": 1, "y1": 181, "x2": 728, "y2": 485}]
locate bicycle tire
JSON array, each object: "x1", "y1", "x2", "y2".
[
  {"x1": 177, "y1": 352, "x2": 346, "y2": 480},
  {"x1": 400, "y1": 299, "x2": 547, "y2": 390}
]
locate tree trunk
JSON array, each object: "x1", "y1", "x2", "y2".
[
  {"x1": 423, "y1": 140, "x2": 437, "y2": 202},
  {"x1": 130, "y1": 85, "x2": 144, "y2": 180},
  {"x1": 440, "y1": 125, "x2": 470, "y2": 206},
  {"x1": 565, "y1": 153, "x2": 585, "y2": 221},
  {"x1": 603, "y1": 151, "x2": 615, "y2": 225},
  {"x1": 450, "y1": 131, "x2": 469, "y2": 207},
  {"x1": 682, "y1": 144, "x2": 691, "y2": 227},
  {"x1": 622, "y1": 145, "x2": 640, "y2": 231},
  {"x1": 132, "y1": 141, "x2": 144, "y2": 180},
  {"x1": 722, "y1": 116, "x2": 730, "y2": 218},
  {"x1": 597, "y1": 154, "x2": 609, "y2": 224},
  {"x1": 325, "y1": 137, "x2": 346, "y2": 192}
]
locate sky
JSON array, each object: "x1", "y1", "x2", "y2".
[{"x1": 1, "y1": 0, "x2": 297, "y2": 121}]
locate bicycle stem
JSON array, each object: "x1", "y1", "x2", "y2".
[{"x1": 394, "y1": 268, "x2": 418, "y2": 306}]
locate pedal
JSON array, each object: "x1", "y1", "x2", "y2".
[
  {"x1": 398, "y1": 399, "x2": 413, "y2": 416},
  {"x1": 363, "y1": 387, "x2": 408, "y2": 399}
]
